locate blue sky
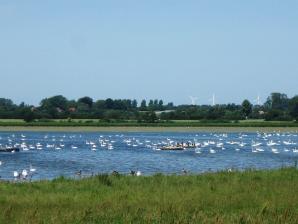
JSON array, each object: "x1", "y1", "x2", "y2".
[{"x1": 0, "y1": 0, "x2": 297, "y2": 106}]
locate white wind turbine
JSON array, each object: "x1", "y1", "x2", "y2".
[
  {"x1": 209, "y1": 94, "x2": 216, "y2": 106},
  {"x1": 189, "y1": 96, "x2": 198, "y2": 105},
  {"x1": 253, "y1": 95, "x2": 262, "y2": 106}
]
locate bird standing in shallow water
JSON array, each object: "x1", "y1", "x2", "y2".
[
  {"x1": 13, "y1": 171, "x2": 19, "y2": 179},
  {"x1": 130, "y1": 170, "x2": 142, "y2": 176},
  {"x1": 75, "y1": 170, "x2": 82, "y2": 178},
  {"x1": 22, "y1": 169, "x2": 28, "y2": 179},
  {"x1": 30, "y1": 164, "x2": 36, "y2": 172}
]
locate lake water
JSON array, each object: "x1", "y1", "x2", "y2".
[{"x1": 0, "y1": 131, "x2": 298, "y2": 180}]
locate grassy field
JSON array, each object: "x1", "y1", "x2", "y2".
[
  {"x1": 0, "y1": 119, "x2": 297, "y2": 128},
  {"x1": 0, "y1": 168, "x2": 298, "y2": 223},
  {"x1": 0, "y1": 119, "x2": 298, "y2": 132}
]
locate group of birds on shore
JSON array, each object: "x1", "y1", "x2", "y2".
[
  {"x1": 0, "y1": 161, "x2": 36, "y2": 180},
  {"x1": 75, "y1": 169, "x2": 142, "y2": 178},
  {"x1": 12, "y1": 164, "x2": 36, "y2": 180}
]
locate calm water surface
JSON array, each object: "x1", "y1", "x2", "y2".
[{"x1": 0, "y1": 131, "x2": 298, "y2": 180}]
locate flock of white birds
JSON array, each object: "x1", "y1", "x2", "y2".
[{"x1": 0, "y1": 131, "x2": 297, "y2": 179}]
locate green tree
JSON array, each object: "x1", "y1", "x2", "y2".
[
  {"x1": 264, "y1": 109, "x2": 284, "y2": 121},
  {"x1": 40, "y1": 95, "x2": 68, "y2": 111},
  {"x1": 140, "y1": 100, "x2": 147, "y2": 110},
  {"x1": 265, "y1": 93, "x2": 289, "y2": 110},
  {"x1": 153, "y1": 99, "x2": 158, "y2": 109},
  {"x1": 0, "y1": 98, "x2": 14, "y2": 109},
  {"x1": 22, "y1": 108, "x2": 35, "y2": 122},
  {"x1": 39, "y1": 95, "x2": 68, "y2": 118},
  {"x1": 78, "y1": 96, "x2": 93, "y2": 108},
  {"x1": 166, "y1": 102, "x2": 174, "y2": 110},
  {"x1": 94, "y1": 100, "x2": 106, "y2": 110},
  {"x1": 158, "y1": 100, "x2": 164, "y2": 110},
  {"x1": 122, "y1": 99, "x2": 131, "y2": 110},
  {"x1": 148, "y1": 100, "x2": 154, "y2": 111},
  {"x1": 206, "y1": 106, "x2": 225, "y2": 120},
  {"x1": 132, "y1": 99, "x2": 138, "y2": 109},
  {"x1": 113, "y1": 100, "x2": 126, "y2": 110},
  {"x1": 77, "y1": 102, "x2": 90, "y2": 112},
  {"x1": 105, "y1": 98, "x2": 114, "y2": 109},
  {"x1": 241, "y1": 99, "x2": 252, "y2": 118},
  {"x1": 289, "y1": 96, "x2": 298, "y2": 120},
  {"x1": 142, "y1": 111, "x2": 157, "y2": 123}
]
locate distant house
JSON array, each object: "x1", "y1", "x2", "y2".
[
  {"x1": 68, "y1": 107, "x2": 76, "y2": 112},
  {"x1": 155, "y1": 110, "x2": 175, "y2": 115},
  {"x1": 56, "y1": 107, "x2": 63, "y2": 113}
]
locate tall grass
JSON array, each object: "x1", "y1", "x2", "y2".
[{"x1": 0, "y1": 168, "x2": 298, "y2": 223}]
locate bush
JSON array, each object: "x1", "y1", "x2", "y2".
[{"x1": 23, "y1": 110, "x2": 35, "y2": 123}]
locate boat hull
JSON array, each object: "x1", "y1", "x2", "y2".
[
  {"x1": 160, "y1": 146, "x2": 184, "y2": 151},
  {"x1": 0, "y1": 147, "x2": 20, "y2": 153}
]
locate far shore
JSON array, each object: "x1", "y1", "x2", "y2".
[{"x1": 0, "y1": 126, "x2": 298, "y2": 132}]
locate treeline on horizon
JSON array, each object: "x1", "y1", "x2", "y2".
[{"x1": 0, "y1": 92, "x2": 297, "y2": 123}]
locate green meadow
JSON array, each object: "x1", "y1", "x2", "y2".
[
  {"x1": 0, "y1": 119, "x2": 297, "y2": 128},
  {"x1": 1, "y1": 168, "x2": 298, "y2": 223}
]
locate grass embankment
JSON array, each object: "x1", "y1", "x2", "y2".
[
  {"x1": 0, "y1": 119, "x2": 297, "y2": 127},
  {"x1": 1, "y1": 168, "x2": 298, "y2": 223}
]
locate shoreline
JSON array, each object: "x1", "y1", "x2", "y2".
[{"x1": 0, "y1": 126, "x2": 298, "y2": 132}]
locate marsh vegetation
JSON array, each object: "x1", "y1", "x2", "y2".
[{"x1": 1, "y1": 168, "x2": 298, "y2": 223}]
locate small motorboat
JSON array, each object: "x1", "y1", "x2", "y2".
[{"x1": 0, "y1": 147, "x2": 20, "y2": 153}]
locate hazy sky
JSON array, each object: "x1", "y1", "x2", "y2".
[{"x1": 0, "y1": 1, "x2": 297, "y2": 106}]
